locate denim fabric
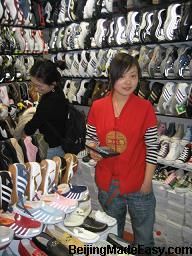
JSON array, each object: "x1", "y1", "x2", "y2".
[
  {"x1": 47, "y1": 146, "x2": 64, "y2": 159},
  {"x1": 98, "y1": 180, "x2": 156, "y2": 249}
]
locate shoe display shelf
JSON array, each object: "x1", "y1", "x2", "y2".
[{"x1": 157, "y1": 158, "x2": 192, "y2": 172}]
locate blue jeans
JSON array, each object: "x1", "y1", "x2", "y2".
[
  {"x1": 98, "y1": 180, "x2": 156, "y2": 249},
  {"x1": 47, "y1": 146, "x2": 64, "y2": 159}
]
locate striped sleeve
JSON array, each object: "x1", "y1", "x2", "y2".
[
  {"x1": 144, "y1": 126, "x2": 158, "y2": 165},
  {"x1": 86, "y1": 123, "x2": 99, "y2": 145}
]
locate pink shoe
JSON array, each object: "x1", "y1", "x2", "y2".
[{"x1": 34, "y1": 192, "x2": 78, "y2": 214}]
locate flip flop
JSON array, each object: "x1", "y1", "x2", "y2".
[
  {"x1": 0, "y1": 212, "x2": 43, "y2": 239},
  {"x1": 0, "y1": 226, "x2": 14, "y2": 250}
]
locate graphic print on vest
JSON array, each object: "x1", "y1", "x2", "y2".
[{"x1": 105, "y1": 131, "x2": 127, "y2": 153}]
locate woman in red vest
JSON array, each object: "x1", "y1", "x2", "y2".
[{"x1": 86, "y1": 52, "x2": 158, "y2": 252}]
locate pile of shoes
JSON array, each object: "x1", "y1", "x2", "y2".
[
  {"x1": 157, "y1": 122, "x2": 192, "y2": 169},
  {"x1": 47, "y1": 1, "x2": 192, "y2": 51},
  {"x1": 0, "y1": 152, "x2": 119, "y2": 255}
]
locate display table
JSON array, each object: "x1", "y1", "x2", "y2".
[{"x1": 2, "y1": 223, "x2": 117, "y2": 256}]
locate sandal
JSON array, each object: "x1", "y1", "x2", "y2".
[{"x1": 0, "y1": 212, "x2": 43, "y2": 239}]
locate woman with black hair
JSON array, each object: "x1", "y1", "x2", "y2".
[
  {"x1": 23, "y1": 59, "x2": 68, "y2": 159},
  {"x1": 86, "y1": 52, "x2": 158, "y2": 253}
]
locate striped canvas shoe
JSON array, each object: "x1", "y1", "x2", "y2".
[{"x1": 0, "y1": 171, "x2": 13, "y2": 212}]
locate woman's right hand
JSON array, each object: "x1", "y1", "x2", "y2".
[{"x1": 88, "y1": 142, "x2": 103, "y2": 162}]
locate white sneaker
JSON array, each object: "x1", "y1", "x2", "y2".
[
  {"x1": 115, "y1": 16, "x2": 127, "y2": 45},
  {"x1": 67, "y1": 81, "x2": 79, "y2": 103},
  {"x1": 165, "y1": 141, "x2": 183, "y2": 162},
  {"x1": 87, "y1": 50, "x2": 98, "y2": 77},
  {"x1": 163, "y1": 3, "x2": 181, "y2": 41},
  {"x1": 79, "y1": 51, "x2": 89, "y2": 77},
  {"x1": 57, "y1": 0, "x2": 66, "y2": 24},
  {"x1": 83, "y1": 0, "x2": 96, "y2": 19},
  {"x1": 44, "y1": 1, "x2": 53, "y2": 24},
  {"x1": 23, "y1": 29, "x2": 35, "y2": 53},
  {"x1": 25, "y1": 162, "x2": 42, "y2": 201},
  {"x1": 13, "y1": 27, "x2": 26, "y2": 53},
  {"x1": 56, "y1": 27, "x2": 65, "y2": 50},
  {"x1": 63, "y1": 80, "x2": 72, "y2": 98},
  {"x1": 90, "y1": 210, "x2": 117, "y2": 226},
  {"x1": 70, "y1": 52, "x2": 80, "y2": 77},
  {"x1": 126, "y1": 11, "x2": 140, "y2": 44},
  {"x1": 77, "y1": 22, "x2": 90, "y2": 49},
  {"x1": 76, "y1": 80, "x2": 90, "y2": 104},
  {"x1": 49, "y1": 28, "x2": 59, "y2": 50},
  {"x1": 156, "y1": 82, "x2": 176, "y2": 114}
]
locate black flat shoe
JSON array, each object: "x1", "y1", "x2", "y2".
[
  {"x1": 81, "y1": 216, "x2": 108, "y2": 232},
  {"x1": 32, "y1": 232, "x2": 71, "y2": 256},
  {"x1": 107, "y1": 233, "x2": 130, "y2": 248}
]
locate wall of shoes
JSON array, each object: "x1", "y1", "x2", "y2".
[
  {"x1": 1, "y1": 0, "x2": 192, "y2": 252},
  {"x1": 44, "y1": 0, "x2": 192, "y2": 251}
]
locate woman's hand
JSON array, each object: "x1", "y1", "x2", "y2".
[
  {"x1": 87, "y1": 142, "x2": 103, "y2": 162},
  {"x1": 140, "y1": 181, "x2": 152, "y2": 194}
]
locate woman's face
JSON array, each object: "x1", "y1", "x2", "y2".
[
  {"x1": 30, "y1": 76, "x2": 54, "y2": 95},
  {"x1": 113, "y1": 65, "x2": 139, "y2": 97}
]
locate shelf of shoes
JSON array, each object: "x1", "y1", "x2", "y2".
[{"x1": 0, "y1": 0, "x2": 47, "y2": 29}]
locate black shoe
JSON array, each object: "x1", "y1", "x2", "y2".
[
  {"x1": 137, "y1": 80, "x2": 151, "y2": 99},
  {"x1": 107, "y1": 233, "x2": 130, "y2": 248},
  {"x1": 81, "y1": 216, "x2": 108, "y2": 232},
  {"x1": 148, "y1": 45, "x2": 166, "y2": 78},
  {"x1": 160, "y1": 46, "x2": 178, "y2": 78},
  {"x1": 164, "y1": 122, "x2": 176, "y2": 137},
  {"x1": 186, "y1": 85, "x2": 192, "y2": 118},
  {"x1": 180, "y1": 1, "x2": 192, "y2": 40},
  {"x1": 0, "y1": 170, "x2": 13, "y2": 212},
  {"x1": 150, "y1": 8, "x2": 167, "y2": 42},
  {"x1": 74, "y1": 0, "x2": 87, "y2": 19},
  {"x1": 148, "y1": 82, "x2": 164, "y2": 105},
  {"x1": 32, "y1": 232, "x2": 70, "y2": 256}
]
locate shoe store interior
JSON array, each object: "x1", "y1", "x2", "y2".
[{"x1": 0, "y1": 0, "x2": 192, "y2": 255}]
